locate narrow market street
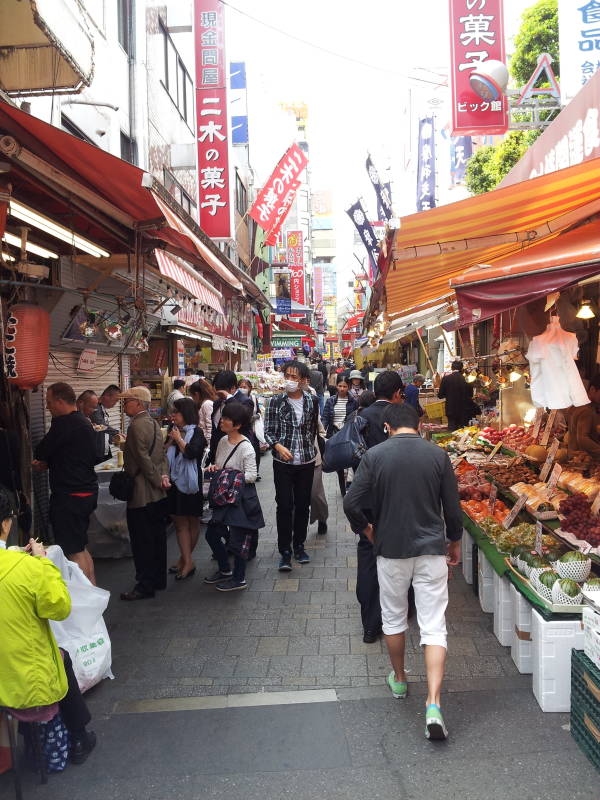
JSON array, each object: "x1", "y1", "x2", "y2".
[{"x1": 2, "y1": 456, "x2": 597, "y2": 800}]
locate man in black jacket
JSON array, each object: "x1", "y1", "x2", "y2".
[
  {"x1": 343, "y1": 403, "x2": 461, "y2": 740},
  {"x1": 437, "y1": 360, "x2": 474, "y2": 432},
  {"x1": 209, "y1": 370, "x2": 256, "y2": 463},
  {"x1": 353, "y1": 370, "x2": 403, "y2": 642}
]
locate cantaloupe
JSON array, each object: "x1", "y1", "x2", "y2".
[{"x1": 525, "y1": 444, "x2": 548, "y2": 462}]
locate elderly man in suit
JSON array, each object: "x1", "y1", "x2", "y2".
[{"x1": 120, "y1": 387, "x2": 170, "y2": 601}]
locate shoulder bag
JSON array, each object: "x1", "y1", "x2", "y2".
[
  {"x1": 207, "y1": 441, "x2": 246, "y2": 508},
  {"x1": 109, "y1": 422, "x2": 158, "y2": 502}
]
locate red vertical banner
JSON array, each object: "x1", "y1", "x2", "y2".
[
  {"x1": 194, "y1": 0, "x2": 232, "y2": 238},
  {"x1": 286, "y1": 230, "x2": 305, "y2": 305},
  {"x1": 449, "y1": 0, "x2": 508, "y2": 136}
]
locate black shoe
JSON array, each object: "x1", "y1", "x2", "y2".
[
  {"x1": 120, "y1": 589, "x2": 154, "y2": 601},
  {"x1": 363, "y1": 629, "x2": 380, "y2": 644},
  {"x1": 256, "y1": 475, "x2": 262, "y2": 481},
  {"x1": 70, "y1": 731, "x2": 97, "y2": 765},
  {"x1": 278, "y1": 552, "x2": 293, "y2": 571},
  {"x1": 294, "y1": 548, "x2": 310, "y2": 564},
  {"x1": 317, "y1": 521, "x2": 327, "y2": 535}
]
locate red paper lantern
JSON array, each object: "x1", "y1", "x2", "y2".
[{"x1": 5, "y1": 303, "x2": 50, "y2": 390}]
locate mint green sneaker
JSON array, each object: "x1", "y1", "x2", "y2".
[
  {"x1": 387, "y1": 671, "x2": 408, "y2": 699},
  {"x1": 425, "y1": 704, "x2": 448, "y2": 740}
]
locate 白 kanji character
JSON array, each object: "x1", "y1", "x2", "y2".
[
  {"x1": 459, "y1": 14, "x2": 496, "y2": 47},
  {"x1": 201, "y1": 194, "x2": 226, "y2": 216}
]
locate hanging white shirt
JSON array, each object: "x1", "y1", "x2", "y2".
[{"x1": 526, "y1": 319, "x2": 589, "y2": 409}]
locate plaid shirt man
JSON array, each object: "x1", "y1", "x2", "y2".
[{"x1": 264, "y1": 391, "x2": 318, "y2": 464}]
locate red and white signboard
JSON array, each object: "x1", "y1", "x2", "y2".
[
  {"x1": 286, "y1": 230, "x2": 305, "y2": 305},
  {"x1": 449, "y1": 0, "x2": 508, "y2": 136},
  {"x1": 249, "y1": 144, "x2": 308, "y2": 245},
  {"x1": 194, "y1": 0, "x2": 232, "y2": 238}
]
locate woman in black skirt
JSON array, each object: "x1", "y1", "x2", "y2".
[{"x1": 166, "y1": 397, "x2": 207, "y2": 580}]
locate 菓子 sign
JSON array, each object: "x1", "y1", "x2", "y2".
[
  {"x1": 194, "y1": 0, "x2": 232, "y2": 238},
  {"x1": 559, "y1": 0, "x2": 600, "y2": 104},
  {"x1": 449, "y1": 0, "x2": 508, "y2": 136},
  {"x1": 286, "y1": 230, "x2": 305, "y2": 306}
]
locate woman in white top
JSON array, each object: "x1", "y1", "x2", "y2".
[
  {"x1": 203, "y1": 402, "x2": 264, "y2": 592},
  {"x1": 189, "y1": 378, "x2": 217, "y2": 445},
  {"x1": 238, "y1": 377, "x2": 262, "y2": 480}
]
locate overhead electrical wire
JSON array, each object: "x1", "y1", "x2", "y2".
[{"x1": 218, "y1": 0, "x2": 447, "y2": 87}]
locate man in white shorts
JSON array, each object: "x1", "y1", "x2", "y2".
[{"x1": 343, "y1": 402, "x2": 462, "y2": 740}]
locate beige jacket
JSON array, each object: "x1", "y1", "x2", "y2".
[{"x1": 123, "y1": 412, "x2": 168, "y2": 509}]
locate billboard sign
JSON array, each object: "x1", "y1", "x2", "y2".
[
  {"x1": 286, "y1": 230, "x2": 305, "y2": 305},
  {"x1": 559, "y1": 0, "x2": 600, "y2": 104},
  {"x1": 449, "y1": 0, "x2": 509, "y2": 135}
]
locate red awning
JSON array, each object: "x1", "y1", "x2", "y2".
[
  {"x1": 278, "y1": 319, "x2": 315, "y2": 335},
  {"x1": 449, "y1": 219, "x2": 600, "y2": 327},
  {"x1": 154, "y1": 250, "x2": 224, "y2": 315},
  {"x1": 342, "y1": 311, "x2": 365, "y2": 331}
]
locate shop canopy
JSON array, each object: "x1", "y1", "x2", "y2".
[
  {"x1": 385, "y1": 156, "x2": 600, "y2": 317},
  {"x1": 342, "y1": 311, "x2": 365, "y2": 331},
  {"x1": 154, "y1": 250, "x2": 224, "y2": 316},
  {"x1": 277, "y1": 319, "x2": 315, "y2": 335},
  {"x1": 381, "y1": 303, "x2": 456, "y2": 344},
  {"x1": 448, "y1": 219, "x2": 600, "y2": 327}
]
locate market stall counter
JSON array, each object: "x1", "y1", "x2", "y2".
[{"x1": 89, "y1": 456, "x2": 130, "y2": 558}]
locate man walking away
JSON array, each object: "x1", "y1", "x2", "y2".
[
  {"x1": 438, "y1": 360, "x2": 474, "y2": 432},
  {"x1": 33, "y1": 382, "x2": 98, "y2": 584},
  {"x1": 343, "y1": 403, "x2": 461, "y2": 740},
  {"x1": 120, "y1": 387, "x2": 170, "y2": 601},
  {"x1": 309, "y1": 361, "x2": 325, "y2": 415},
  {"x1": 352, "y1": 370, "x2": 403, "y2": 642},
  {"x1": 264, "y1": 360, "x2": 319, "y2": 570}
]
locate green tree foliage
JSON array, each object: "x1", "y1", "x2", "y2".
[
  {"x1": 511, "y1": 0, "x2": 559, "y2": 85},
  {"x1": 465, "y1": 130, "x2": 542, "y2": 195}
]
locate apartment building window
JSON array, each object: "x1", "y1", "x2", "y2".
[
  {"x1": 163, "y1": 168, "x2": 196, "y2": 216},
  {"x1": 120, "y1": 132, "x2": 137, "y2": 165},
  {"x1": 235, "y1": 172, "x2": 247, "y2": 217},
  {"x1": 117, "y1": 0, "x2": 132, "y2": 55},
  {"x1": 159, "y1": 20, "x2": 195, "y2": 130}
]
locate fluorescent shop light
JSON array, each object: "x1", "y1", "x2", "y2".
[
  {"x1": 9, "y1": 200, "x2": 110, "y2": 258},
  {"x1": 3, "y1": 231, "x2": 59, "y2": 259}
]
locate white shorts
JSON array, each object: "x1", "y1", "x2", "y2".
[{"x1": 376, "y1": 554, "x2": 449, "y2": 648}]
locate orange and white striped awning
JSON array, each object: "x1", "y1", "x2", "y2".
[
  {"x1": 154, "y1": 250, "x2": 224, "y2": 315},
  {"x1": 385, "y1": 156, "x2": 600, "y2": 317}
]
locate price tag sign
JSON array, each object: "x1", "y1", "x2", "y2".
[
  {"x1": 546, "y1": 463, "x2": 562, "y2": 494},
  {"x1": 539, "y1": 438, "x2": 560, "y2": 483},
  {"x1": 457, "y1": 431, "x2": 470, "y2": 449},
  {"x1": 540, "y1": 410, "x2": 557, "y2": 447},
  {"x1": 531, "y1": 408, "x2": 544, "y2": 441},
  {"x1": 503, "y1": 494, "x2": 528, "y2": 529},
  {"x1": 488, "y1": 484, "x2": 497, "y2": 515},
  {"x1": 469, "y1": 432, "x2": 480, "y2": 447},
  {"x1": 486, "y1": 441, "x2": 503, "y2": 463},
  {"x1": 535, "y1": 521, "x2": 543, "y2": 555},
  {"x1": 591, "y1": 492, "x2": 600, "y2": 516},
  {"x1": 580, "y1": 542, "x2": 593, "y2": 554}
]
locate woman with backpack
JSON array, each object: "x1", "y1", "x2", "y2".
[
  {"x1": 166, "y1": 397, "x2": 207, "y2": 581},
  {"x1": 322, "y1": 374, "x2": 358, "y2": 496},
  {"x1": 203, "y1": 402, "x2": 264, "y2": 592}
]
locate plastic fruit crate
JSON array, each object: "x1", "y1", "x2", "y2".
[
  {"x1": 478, "y1": 550, "x2": 494, "y2": 613},
  {"x1": 462, "y1": 528, "x2": 473, "y2": 585},
  {"x1": 493, "y1": 572, "x2": 514, "y2": 647},
  {"x1": 571, "y1": 649, "x2": 600, "y2": 770}
]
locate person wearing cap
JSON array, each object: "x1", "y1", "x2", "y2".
[
  {"x1": 348, "y1": 370, "x2": 366, "y2": 401},
  {"x1": 33, "y1": 382, "x2": 99, "y2": 585},
  {"x1": 404, "y1": 374, "x2": 425, "y2": 417},
  {"x1": 120, "y1": 386, "x2": 171, "y2": 601}
]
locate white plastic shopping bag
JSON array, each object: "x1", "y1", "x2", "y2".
[{"x1": 46, "y1": 546, "x2": 114, "y2": 693}]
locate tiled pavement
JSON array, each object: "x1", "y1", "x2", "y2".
[{"x1": 86, "y1": 452, "x2": 528, "y2": 717}]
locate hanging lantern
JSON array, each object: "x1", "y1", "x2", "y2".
[
  {"x1": 103, "y1": 322, "x2": 123, "y2": 342},
  {"x1": 5, "y1": 303, "x2": 50, "y2": 390}
]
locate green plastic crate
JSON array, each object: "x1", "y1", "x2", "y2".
[{"x1": 571, "y1": 650, "x2": 600, "y2": 771}]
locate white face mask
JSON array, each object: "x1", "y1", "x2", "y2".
[
  {"x1": 285, "y1": 379, "x2": 299, "y2": 393},
  {"x1": 238, "y1": 388, "x2": 249, "y2": 395}
]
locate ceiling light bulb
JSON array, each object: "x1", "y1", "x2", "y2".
[{"x1": 576, "y1": 300, "x2": 595, "y2": 319}]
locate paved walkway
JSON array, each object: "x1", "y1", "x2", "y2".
[{"x1": 2, "y1": 453, "x2": 598, "y2": 799}]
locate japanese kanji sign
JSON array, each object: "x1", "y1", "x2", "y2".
[
  {"x1": 450, "y1": 135, "x2": 473, "y2": 184},
  {"x1": 194, "y1": 0, "x2": 232, "y2": 238},
  {"x1": 286, "y1": 230, "x2": 305, "y2": 306},
  {"x1": 249, "y1": 143, "x2": 308, "y2": 245},
  {"x1": 449, "y1": 0, "x2": 508, "y2": 135},
  {"x1": 345, "y1": 200, "x2": 380, "y2": 278},
  {"x1": 417, "y1": 117, "x2": 436, "y2": 211},
  {"x1": 559, "y1": 0, "x2": 600, "y2": 104},
  {"x1": 273, "y1": 268, "x2": 292, "y2": 315},
  {"x1": 365, "y1": 155, "x2": 393, "y2": 221}
]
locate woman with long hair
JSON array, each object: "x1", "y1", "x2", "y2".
[
  {"x1": 238, "y1": 377, "x2": 262, "y2": 481},
  {"x1": 189, "y1": 378, "x2": 217, "y2": 446}
]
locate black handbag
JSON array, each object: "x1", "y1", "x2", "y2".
[{"x1": 109, "y1": 423, "x2": 158, "y2": 502}]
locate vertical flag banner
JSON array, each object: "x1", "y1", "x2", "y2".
[
  {"x1": 346, "y1": 200, "x2": 380, "y2": 280},
  {"x1": 449, "y1": 0, "x2": 508, "y2": 135},
  {"x1": 559, "y1": 0, "x2": 600, "y2": 104},
  {"x1": 249, "y1": 143, "x2": 308, "y2": 245},
  {"x1": 365, "y1": 155, "x2": 393, "y2": 221},
  {"x1": 313, "y1": 261, "x2": 324, "y2": 324},
  {"x1": 417, "y1": 117, "x2": 436, "y2": 211},
  {"x1": 286, "y1": 230, "x2": 305, "y2": 305},
  {"x1": 450, "y1": 136, "x2": 473, "y2": 184},
  {"x1": 377, "y1": 182, "x2": 392, "y2": 222},
  {"x1": 194, "y1": 0, "x2": 232, "y2": 238},
  {"x1": 273, "y1": 268, "x2": 292, "y2": 314}
]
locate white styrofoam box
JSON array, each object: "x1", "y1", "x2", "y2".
[
  {"x1": 493, "y1": 572, "x2": 514, "y2": 647},
  {"x1": 462, "y1": 529, "x2": 473, "y2": 585},
  {"x1": 478, "y1": 550, "x2": 494, "y2": 613},
  {"x1": 511, "y1": 583, "x2": 533, "y2": 674},
  {"x1": 583, "y1": 606, "x2": 600, "y2": 670},
  {"x1": 531, "y1": 609, "x2": 584, "y2": 712}
]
